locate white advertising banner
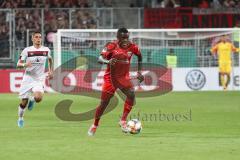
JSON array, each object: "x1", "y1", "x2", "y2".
[{"x1": 172, "y1": 67, "x2": 240, "y2": 91}]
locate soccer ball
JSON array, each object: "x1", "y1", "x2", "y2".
[{"x1": 127, "y1": 119, "x2": 142, "y2": 134}]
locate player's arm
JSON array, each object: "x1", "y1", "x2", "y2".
[
  {"x1": 132, "y1": 45, "x2": 144, "y2": 83},
  {"x1": 47, "y1": 57, "x2": 53, "y2": 78},
  {"x1": 210, "y1": 44, "x2": 218, "y2": 55},
  {"x1": 17, "y1": 49, "x2": 32, "y2": 68},
  {"x1": 136, "y1": 53, "x2": 142, "y2": 73},
  {"x1": 231, "y1": 43, "x2": 240, "y2": 53},
  {"x1": 47, "y1": 49, "x2": 53, "y2": 79},
  {"x1": 98, "y1": 42, "x2": 117, "y2": 65},
  {"x1": 136, "y1": 53, "x2": 144, "y2": 83},
  {"x1": 210, "y1": 44, "x2": 219, "y2": 60},
  {"x1": 48, "y1": 57, "x2": 53, "y2": 72},
  {"x1": 98, "y1": 55, "x2": 109, "y2": 64},
  {"x1": 17, "y1": 60, "x2": 32, "y2": 68},
  {"x1": 98, "y1": 55, "x2": 117, "y2": 65}
]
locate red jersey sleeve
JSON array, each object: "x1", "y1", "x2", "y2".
[
  {"x1": 101, "y1": 42, "x2": 117, "y2": 60},
  {"x1": 131, "y1": 44, "x2": 141, "y2": 56}
]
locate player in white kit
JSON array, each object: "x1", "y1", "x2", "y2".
[{"x1": 16, "y1": 31, "x2": 53, "y2": 128}]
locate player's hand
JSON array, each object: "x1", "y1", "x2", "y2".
[
  {"x1": 47, "y1": 71, "x2": 53, "y2": 79},
  {"x1": 25, "y1": 61, "x2": 32, "y2": 68},
  {"x1": 137, "y1": 72, "x2": 144, "y2": 83},
  {"x1": 109, "y1": 58, "x2": 117, "y2": 66}
]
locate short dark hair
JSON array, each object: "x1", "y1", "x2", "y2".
[
  {"x1": 117, "y1": 27, "x2": 128, "y2": 34},
  {"x1": 32, "y1": 31, "x2": 41, "y2": 36}
]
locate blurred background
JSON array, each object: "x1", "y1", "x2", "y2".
[{"x1": 0, "y1": 0, "x2": 240, "y2": 68}]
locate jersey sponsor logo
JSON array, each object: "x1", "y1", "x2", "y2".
[
  {"x1": 185, "y1": 69, "x2": 206, "y2": 90},
  {"x1": 31, "y1": 57, "x2": 45, "y2": 65},
  {"x1": 28, "y1": 51, "x2": 48, "y2": 57},
  {"x1": 127, "y1": 51, "x2": 132, "y2": 57}
]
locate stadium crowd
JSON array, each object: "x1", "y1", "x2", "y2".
[
  {"x1": 1, "y1": 0, "x2": 240, "y2": 9},
  {"x1": 8, "y1": 1, "x2": 98, "y2": 47},
  {"x1": 149, "y1": 0, "x2": 240, "y2": 8},
  {"x1": 1, "y1": 0, "x2": 240, "y2": 37},
  {"x1": 0, "y1": 0, "x2": 239, "y2": 50}
]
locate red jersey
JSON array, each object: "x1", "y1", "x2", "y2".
[{"x1": 101, "y1": 40, "x2": 141, "y2": 82}]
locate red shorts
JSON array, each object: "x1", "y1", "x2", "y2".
[{"x1": 101, "y1": 77, "x2": 133, "y2": 100}]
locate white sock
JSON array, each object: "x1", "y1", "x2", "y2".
[
  {"x1": 19, "y1": 117, "x2": 23, "y2": 121},
  {"x1": 30, "y1": 96, "x2": 35, "y2": 102},
  {"x1": 18, "y1": 106, "x2": 26, "y2": 119}
]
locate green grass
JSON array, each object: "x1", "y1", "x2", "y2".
[{"x1": 0, "y1": 92, "x2": 240, "y2": 160}]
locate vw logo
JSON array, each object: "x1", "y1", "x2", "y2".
[{"x1": 185, "y1": 70, "x2": 206, "y2": 90}]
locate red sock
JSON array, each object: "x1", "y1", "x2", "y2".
[
  {"x1": 121, "y1": 98, "x2": 134, "y2": 121},
  {"x1": 94, "y1": 105, "x2": 107, "y2": 126}
]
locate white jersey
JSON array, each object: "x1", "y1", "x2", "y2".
[{"x1": 20, "y1": 45, "x2": 51, "y2": 81}]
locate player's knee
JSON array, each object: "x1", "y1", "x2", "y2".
[
  {"x1": 34, "y1": 96, "x2": 42, "y2": 103},
  {"x1": 100, "y1": 99, "x2": 110, "y2": 107},
  {"x1": 128, "y1": 92, "x2": 135, "y2": 100},
  {"x1": 21, "y1": 99, "x2": 28, "y2": 107}
]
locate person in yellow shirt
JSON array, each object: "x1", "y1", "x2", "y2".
[
  {"x1": 166, "y1": 48, "x2": 177, "y2": 68},
  {"x1": 211, "y1": 35, "x2": 239, "y2": 90}
]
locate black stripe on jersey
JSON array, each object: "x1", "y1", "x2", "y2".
[{"x1": 27, "y1": 51, "x2": 49, "y2": 57}]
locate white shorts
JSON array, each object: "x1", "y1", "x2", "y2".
[{"x1": 19, "y1": 75, "x2": 45, "y2": 99}]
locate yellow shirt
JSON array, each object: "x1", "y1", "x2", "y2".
[
  {"x1": 211, "y1": 42, "x2": 239, "y2": 63},
  {"x1": 166, "y1": 55, "x2": 177, "y2": 68}
]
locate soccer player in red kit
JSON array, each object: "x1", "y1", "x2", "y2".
[{"x1": 88, "y1": 28, "x2": 144, "y2": 136}]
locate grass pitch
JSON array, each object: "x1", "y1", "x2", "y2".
[{"x1": 0, "y1": 92, "x2": 240, "y2": 160}]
